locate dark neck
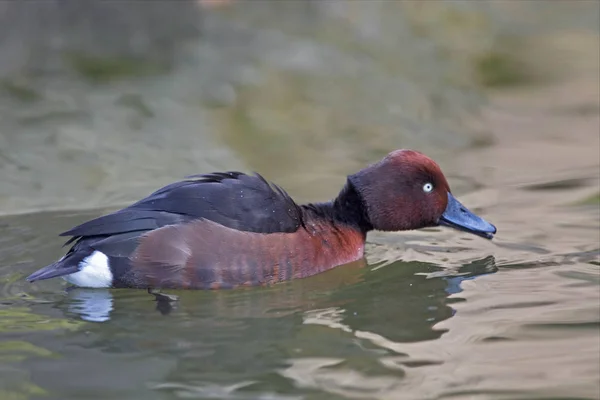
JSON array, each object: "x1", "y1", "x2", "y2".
[{"x1": 300, "y1": 179, "x2": 373, "y2": 234}]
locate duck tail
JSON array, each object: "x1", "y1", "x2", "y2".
[{"x1": 26, "y1": 255, "x2": 81, "y2": 282}]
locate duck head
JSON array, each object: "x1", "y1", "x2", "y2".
[{"x1": 348, "y1": 149, "x2": 496, "y2": 239}]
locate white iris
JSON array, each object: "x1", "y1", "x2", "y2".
[{"x1": 423, "y1": 183, "x2": 434, "y2": 193}]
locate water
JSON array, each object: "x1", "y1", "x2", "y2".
[
  {"x1": 1, "y1": 133, "x2": 598, "y2": 399},
  {"x1": 0, "y1": 188, "x2": 598, "y2": 399},
  {"x1": 1, "y1": 2, "x2": 599, "y2": 399}
]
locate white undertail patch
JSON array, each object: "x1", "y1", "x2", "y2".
[{"x1": 63, "y1": 251, "x2": 113, "y2": 288}]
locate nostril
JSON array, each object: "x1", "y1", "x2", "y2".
[{"x1": 460, "y1": 207, "x2": 467, "y2": 213}]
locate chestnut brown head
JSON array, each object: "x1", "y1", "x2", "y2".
[{"x1": 348, "y1": 150, "x2": 496, "y2": 239}]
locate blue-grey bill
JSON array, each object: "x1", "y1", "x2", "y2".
[{"x1": 439, "y1": 193, "x2": 496, "y2": 239}]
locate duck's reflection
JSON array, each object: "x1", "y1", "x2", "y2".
[
  {"x1": 62, "y1": 255, "x2": 497, "y2": 333},
  {"x1": 45, "y1": 256, "x2": 498, "y2": 398},
  {"x1": 443, "y1": 255, "x2": 498, "y2": 295},
  {"x1": 65, "y1": 287, "x2": 114, "y2": 322}
]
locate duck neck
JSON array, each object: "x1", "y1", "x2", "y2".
[{"x1": 300, "y1": 179, "x2": 373, "y2": 234}]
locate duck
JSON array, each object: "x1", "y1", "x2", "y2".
[{"x1": 26, "y1": 149, "x2": 496, "y2": 290}]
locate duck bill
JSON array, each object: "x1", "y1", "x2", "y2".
[{"x1": 439, "y1": 193, "x2": 496, "y2": 239}]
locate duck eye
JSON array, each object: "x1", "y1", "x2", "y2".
[{"x1": 423, "y1": 183, "x2": 434, "y2": 193}]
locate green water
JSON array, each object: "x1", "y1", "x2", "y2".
[{"x1": 0, "y1": 196, "x2": 598, "y2": 399}]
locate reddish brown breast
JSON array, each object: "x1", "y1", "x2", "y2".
[{"x1": 128, "y1": 219, "x2": 366, "y2": 289}]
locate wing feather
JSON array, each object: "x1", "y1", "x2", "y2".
[{"x1": 59, "y1": 172, "x2": 303, "y2": 245}]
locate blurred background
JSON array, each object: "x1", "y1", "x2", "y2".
[
  {"x1": 0, "y1": 0, "x2": 597, "y2": 213},
  {"x1": 0, "y1": 1, "x2": 598, "y2": 400}
]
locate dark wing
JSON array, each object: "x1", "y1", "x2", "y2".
[{"x1": 60, "y1": 172, "x2": 303, "y2": 245}]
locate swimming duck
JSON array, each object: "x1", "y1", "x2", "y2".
[{"x1": 26, "y1": 149, "x2": 496, "y2": 290}]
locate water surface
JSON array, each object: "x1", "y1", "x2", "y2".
[{"x1": 1, "y1": 162, "x2": 598, "y2": 399}]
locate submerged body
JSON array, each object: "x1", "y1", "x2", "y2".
[{"x1": 26, "y1": 150, "x2": 496, "y2": 290}]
